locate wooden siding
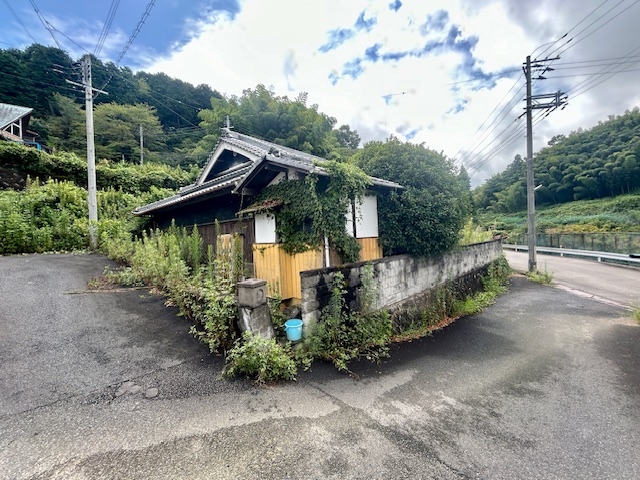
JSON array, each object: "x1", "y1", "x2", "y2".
[
  {"x1": 253, "y1": 244, "x2": 323, "y2": 300},
  {"x1": 357, "y1": 237, "x2": 382, "y2": 262},
  {"x1": 197, "y1": 219, "x2": 256, "y2": 273},
  {"x1": 253, "y1": 244, "x2": 282, "y2": 296},
  {"x1": 280, "y1": 248, "x2": 323, "y2": 300}
]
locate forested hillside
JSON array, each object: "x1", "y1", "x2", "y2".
[
  {"x1": 474, "y1": 109, "x2": 640, "y2": 213},
  {"x1": 1, "y1": 44, "x2": 361, "y2": 168}
]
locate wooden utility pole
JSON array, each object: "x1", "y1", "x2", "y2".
[{"x1": 523, "y1": 55, "x2": 566, "y2": 273}]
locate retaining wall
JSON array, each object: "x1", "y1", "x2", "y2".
[{"x1": 300, "y1": 240, "x2": 503, "y2": 327}]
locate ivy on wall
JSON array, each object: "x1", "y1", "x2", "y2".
[{"x1": 250, "y1": 161, "x2": 371, "y2": 263}]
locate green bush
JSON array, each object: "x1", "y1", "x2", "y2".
[
  {"x1": 223, "y1": 332, "x2": 297, "y2": 384},
  {"x1": 304, "y1": 269, "x2": 392, "y2": 373},
  {"x1": 0, "y1": 141, "x2": 196, "y2": 195}
]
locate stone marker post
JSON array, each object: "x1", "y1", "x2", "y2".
[{"x1": 237, "y1": 278, "x2": 275, "y2": 339}]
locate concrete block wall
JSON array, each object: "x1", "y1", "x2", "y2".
[{"x1": 300, "y1": 240, "x2": 503, "y2": 328}]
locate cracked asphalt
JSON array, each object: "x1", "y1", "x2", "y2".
[{"x1": 1, "y1": 253, "x2": 639, "y2": 479}]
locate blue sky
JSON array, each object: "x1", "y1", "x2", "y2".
[{"x1": 2, "y1": 0, "x2": 640, "y2": 184}]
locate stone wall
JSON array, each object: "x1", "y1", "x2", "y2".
[{"x1": 300, "y1": 240, "x2": 503, "y2": 328}]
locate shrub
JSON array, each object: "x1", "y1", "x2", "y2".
[
  {"x1": 304, "y1": 269, "x2": 392, "y2": 373},
  {"x1": 223, "y1": 332, "x2": 297, "y2": 384},
  {"x1": 0, "y1": 141, "x2": 196, "y2": 195}
]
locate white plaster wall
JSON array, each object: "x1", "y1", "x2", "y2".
[
  {"x1": 356, "y1": 195, "x2": 378, "y2": 238},
  {"x1": 345, "y1": 194, "x2": 379, "y2": 238},
  {"x1": 255, "y1": 213, "x2": 277, "y2": 244}
]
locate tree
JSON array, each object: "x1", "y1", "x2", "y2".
[
  {"x1": 46, "y1": 94, "x2": 85, "y2": 153},
  {"x1": 196, "y1": 84, "x2": 348, "y2": 158},
  {"x1": 334, "y1": 124, "x2": 361, "y2": 149},
  {"x1": 93, "y1": 103, "x2": 165, "y2": 163},
  {"x1": 354, "y1": 137, "x2": 471, "y2": 256}
]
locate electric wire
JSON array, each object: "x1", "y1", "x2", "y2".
[
  {"x1": 96, "y1": 0, "x2": 157, "y2": 98},
  {"x1": 453, "y1": 0, "x2": 616, "y2": 171},
  {"x1": 114, "y1": 0, "x2": 155, "y2": 65},
  {"x1": 94, "y1": 0, "x2": 121, "y2": 57},
  {"x1": 467, "y1": 110, "x2": 548, "y2": 175},
  {"x1": 459, "y1": 79, "x2": 524, "y2": 163},
  {"x1": 533, "y1": 0, "x2": 611, "y2": 60},
  {"x1": 91, "y1": 66, "x2": 205, "y2": 129},
  {"x1": 553, "y1": 0, "x2": 640, "y2": 59},
  {"x1": 566, "y1": 46, "x2": 640, "y2": 99},
  {"x1": 453, "y1": 73, "x2": 523, "y2": 161},
  {"x1": 0, "y1": 69, "x2": 82, "y2": 96},
  {"x1": 463, "y1": 1, "x2": 638, "y2": 178},
  {"x1": 1, "y1": 0, "x2": 37, "y2": 43},
  {"x1": 547, "y1": 67, "x2": 640, "y2": 78},
  {"x1": 28, "y1": 0, "x2": 63, "y2": 50}
]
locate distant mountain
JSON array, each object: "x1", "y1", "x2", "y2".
[
  {"x1": 0, "y1": 44, "x2": 362, "y2": 169},
  {"x1": 0, "y1": 44, "x2": 220, "y2": 167},
  {"x1": 474, "y1": 109, "x2": 640, "y2": 213}
]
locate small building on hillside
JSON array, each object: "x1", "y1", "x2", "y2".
[
  {"x1": 133, "y1": 129, "x2": 402, "y2": 301},
  {"x1": 0, "y1": 103, "x2": 40, "y2": 147}
]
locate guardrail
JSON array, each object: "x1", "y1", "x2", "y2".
[
  {"x1": 503, "y1": 244, "x2": 640, "y2": 267},
  {"x1": 506, "y1": 232, "x2": 640, "y2": 255}
]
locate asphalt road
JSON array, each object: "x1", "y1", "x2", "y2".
[
  {"x1": 504, "y1": 249, "x2": 640, "y2": 308},
  {"x1": 1, "y1": 253, "x2": 639, "y2": 479}
]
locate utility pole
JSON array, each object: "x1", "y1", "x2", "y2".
[
  {"x1": 139, "y1": 124, "x2": 144, "y2": 165},
  {"x1": 66, "y1": 55, "x2": 108, "y2": 250},
  {"x1": 523, "y1": 55, "x2": 567, "y2": 273},
  {"x1": 525, "y1": 56, "x2": 536, "y2": 273}
]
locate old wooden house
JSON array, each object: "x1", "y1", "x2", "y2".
[
  {"x1": 133, "y1": 129, "x2": 401, "y2": 301},
  {"x1": 0, "y1": 103, "x2": 38, "y2": 146}
]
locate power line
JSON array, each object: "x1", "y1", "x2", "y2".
[
  {"x1": 550, "y1": 54, "x2": 640, "y2": 66},
  {"x1": 547, "y1": 67, "x2": 640, "y2": 78},
  {"x1": 554, "y1": 0, "x2": 640, "y2": 59},
  {"x1": 97, "y1": 0, "x2": 157, "y2": 97},
  {"x1": 462, "y1": 1, "x2": 636, "y2": 178},
  {"x1": 24, "y1": 0, "x2": 91, "y2": 55},
  {"x1": 534, "y1": 0, "x2": 611, "y2": 60},
  {"x1": 530, "y1": 1, "x2": 639, "y2": 95},
  {"x1": 92, "y1": 66, "x2": 205, "y2": 129},
  {"x1": 0, "y1": 41, "x2": 21, "y2": 49},
  {"x1": 115, "y1": 0, "x2": 155, "y2": 65},
  {"x1": 94, "y1": 0, "x2": 121, "y2": 57},
  {"x1": 566, "y1": 45, "x2": 640, "y2": 99},
  {"x1": 0, "y1": 69, "x2": 81, "y2": 95},
  {"x1": 28, "y1": 0, "x2": 63, "y2": 50},
  {"x1": 1, "y1": 0, "x2": 37, "y2": 43},
  {"x1": 467, "y1": 110, "x2": 548, "y2": 175},
  {"x1": 455, "y1": 79, "x2": 524, "y2": 165}
]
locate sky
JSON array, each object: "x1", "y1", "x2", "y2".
[{"x1": 2, "y1": 0, "x2": 640, "y2": 185}]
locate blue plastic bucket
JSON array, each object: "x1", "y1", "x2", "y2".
[{"x1": 284, "y1": 319, "x2": 303, "y2": 342}]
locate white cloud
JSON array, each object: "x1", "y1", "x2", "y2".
[{"x1": 143, "y1": 0, "x2": 640, "y2": 185}]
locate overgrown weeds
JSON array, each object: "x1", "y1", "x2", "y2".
[
  {"x1": 526, "y1": 266, "x2": 554, "y2": 284},
  {"x1": 302, "y1": 268, "x2": 392, "y2": 373},
  {"x1": 458, "y1": 219, "x2": 493, "y2": 245},
  {"x1": 100, "y1": 221, "x2": 244, "y2": 353},
  {"x1": 223, "y1": 332, "x2": 297, "y2": 384},
  {"x1": 223, "y1": 257, "x2": 512, "y2": 382}
]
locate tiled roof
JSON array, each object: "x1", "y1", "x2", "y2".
[
  {"x1": 0, "y1": 103, "x2": 32, "y2": 130},
  {"x1": 133, "y1": 163, "x2": 252, "y2": 215},
  {"x1": 134, "y1": 129, "x2": 402, "y2": 216},
  {"x1": 225, "y1": 130, "x2": 324, "y2": 164}
]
